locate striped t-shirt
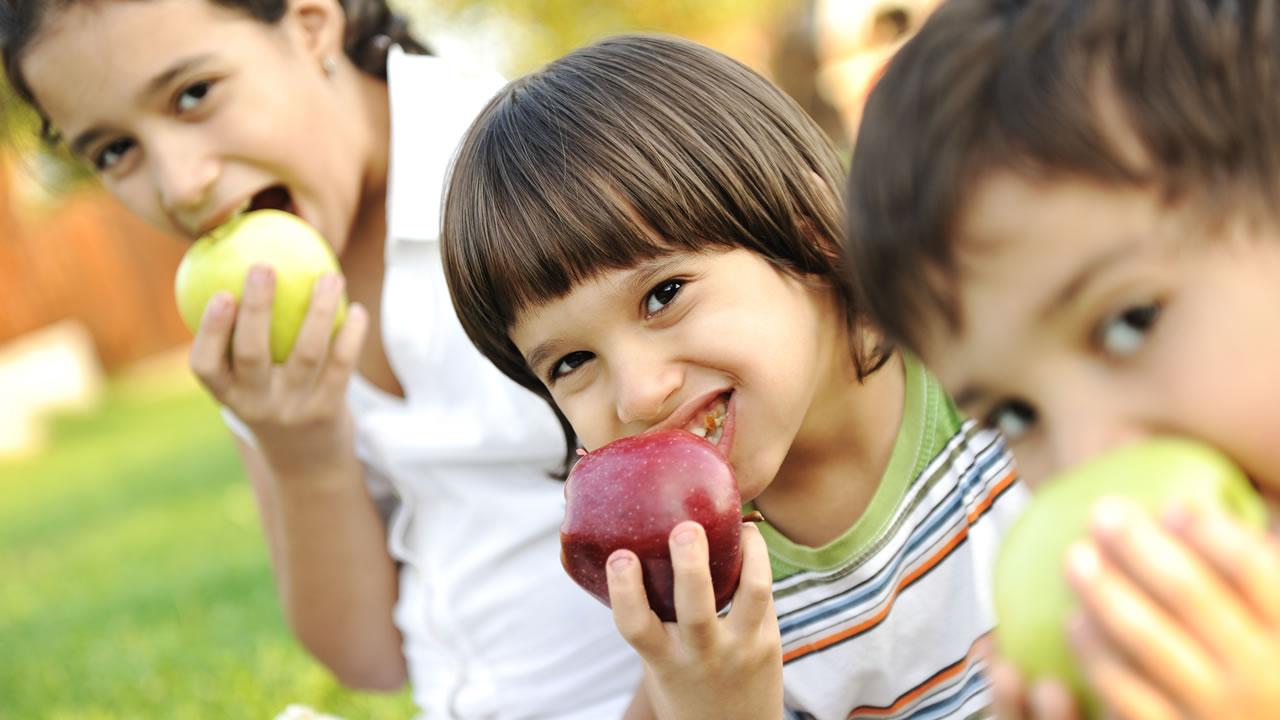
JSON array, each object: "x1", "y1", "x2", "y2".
[{"x1": 756, "y1": 354, "x2": 1027, "y2": 720}]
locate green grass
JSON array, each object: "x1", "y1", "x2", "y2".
[{"x1": 0, "y1": 372, "x2": 417, "y2": 719}]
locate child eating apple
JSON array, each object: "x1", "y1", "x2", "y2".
[
  {"x1": 441, "y1": 33, "x2": 1030, "y2": 720},
  {"x1": 844, "y1": 1, "x2": 1280, "y2": 717}
]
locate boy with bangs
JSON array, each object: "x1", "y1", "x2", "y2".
[
  {"x1": 441, "y1": 33, "x2": 1027, "y2": 720},
  {"x1": 845, "y1": 0, "x2": 1280, "y2": 718}
]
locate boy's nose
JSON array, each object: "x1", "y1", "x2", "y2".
[{"x1": 613, "y1": 355, "x2": 682, "y2": 428}]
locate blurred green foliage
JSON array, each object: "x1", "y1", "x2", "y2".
[
  {"x1": 426, "y1": 0, "x2": 791, "y2": 71},
  {"x1": 0, "y1": 379, "x2": 417, "y2": 718}
]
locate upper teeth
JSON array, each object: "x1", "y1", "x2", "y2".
[{"x1": 687, "y1": 397, "x2": 728, "y2": 444}]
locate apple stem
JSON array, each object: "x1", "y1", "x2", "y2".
[{"x1": 742, "y1": 510, "x2": 764, "y2": 524}]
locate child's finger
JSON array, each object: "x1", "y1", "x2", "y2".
[
  {"x1": 314, "y1": 303, "x2": 368, "y2": 407},
  {"x1": 1164, "y1": 505, "x2": 1280, "y2": 627},
  {"x1": 606, "y1": 549, "x2": 667, "y2": 659},
  {"x1": 1068, "y1": 614, "x2": 1180, "y2": 720},
  {"x1": 282, "y1": 274, "x2": 345, "y2": 393},
  {"x1": 231, "y1": 264, "x2": 276, "y2": 390},
  {"x1": 668, "y1": 521, "x2": 718, "y2": 651},
  {"x1": 727, "y1": 523, "x2": 776, "y2": 636},
  {"x1": 1088, "y1": 499, "x2": 1258, "y2": 663},
  {"x1": 988, "y1": 659, "x2": 1031, "y2": 720},
  {"x1": 1026, "y1": 679, "x2": 1079, "y2": 720},
  {"x1": 188, "y1": 291, "x2": 235, "y2": 398},
  {"x1": 1066, "y1": 541, "x2": 1220, "y2": 716}
]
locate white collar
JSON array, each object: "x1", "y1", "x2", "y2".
[{"x1": 385, "y1": 45, "x2": 506, "y2": 245}]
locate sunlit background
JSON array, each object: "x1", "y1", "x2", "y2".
[{"x1": 0, "y1": 1, "x2": 933, "y2": 717}]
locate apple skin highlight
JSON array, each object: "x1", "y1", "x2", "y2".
[
  {"x1": 994, "y1": 437, "x2": 1267, "y2": 716},
  {"x1": 560, "y1": 429, "x2": 746, "y2": 622},
  {"x1": 173, "y1": 209, "x2": 347, "y2": 364}
]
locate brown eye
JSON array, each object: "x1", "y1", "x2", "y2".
[
  {"x1": 987, "y1": 400, "x2": 1037, "y2": 441},
  {"x1": 549, "y1": 351, "x2": 593, "y2": 383},
  {"x1": 644, "y1": 279, "x2": 683, "y2": 317},
  {"x1": 1098, "y1": 302, "x2": 1161, "y2": 357},
  {"x1": 94, "y1": 138, "x2": 135, "y2": 171},
  {"x1": 176, "y1": 80, "x2": 212, "y2": 113}
]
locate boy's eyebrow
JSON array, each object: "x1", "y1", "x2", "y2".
[
  {"x1": 1037, "y1": 241, "x2": 1142, "y2": 323},
  {"x1": 952, "y1": 386, "x2": 986, "y2": 413},
  {"x1": 525, "y1": 340, "x2": 563, "y2": 377},
  {"x1": 68, "y1": 54, "x2": 213, "y2": 158},
  {"x1": 69, "y1": 128, "x2": 108, "y2": 160},
  {"x1": 627, "y1": 255, "x2": 688, "y2": 297}
]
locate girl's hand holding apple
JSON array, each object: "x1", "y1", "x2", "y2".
[{"x1": 176, "y1": 211, "x2": 369, "y2": 473}]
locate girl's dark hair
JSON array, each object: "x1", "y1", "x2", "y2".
[
  {"x1": 846, "y1": 0, "x2": 1280, "y2": 353},
  {"x1": 1, "y1": 0, "x2": 427, "y2": 114},
  {"x1": 441, "y1": 33, "x2": 888, "y2": 472}
]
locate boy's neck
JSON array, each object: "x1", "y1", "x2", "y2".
[{"x1": 755, "y1": 352, "x2": 906, "y2": 548}]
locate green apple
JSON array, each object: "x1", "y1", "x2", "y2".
[
  {"x1": 994, "y1": 438, "x2": 1266, "y2": 717},
  {"x1": 173, "y1": 209, "x2": 347, "y2": 363}
]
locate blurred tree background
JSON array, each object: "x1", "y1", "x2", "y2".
[{"x1": 0, "y1": 0, "x2": 875, "y2": 717}]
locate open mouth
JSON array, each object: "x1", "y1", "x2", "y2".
[
  {"x1": 248, "y1": 185, "x2": 295, "y2": 215},
  {"x1": 686, "y1": 393, "x2": 730, "y2": 446}
]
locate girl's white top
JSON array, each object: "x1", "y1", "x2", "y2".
[{"x1": 226, "y1": 46, "x2": 642, "y2": 720}]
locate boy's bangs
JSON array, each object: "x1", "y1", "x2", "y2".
[
  {"x1": 848, "y1": 0, "x2": 1280, "y2": 351},
  {"x1": 473, "y1": 158, "x2": 695, "y2": 329},
  {"x1": 443, "y1": 32, "x2": 864, "y2": 409}
]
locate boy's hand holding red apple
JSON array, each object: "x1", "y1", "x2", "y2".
[
  {"x1": 608, "y1": 520, "x2": 781, "y2": 720},
  {"x1": 175, "y1": 210, "x2": 368, "y2": 471},
  {"x1": 561, "y1": 430, "x2": 784, "y2": 720}
]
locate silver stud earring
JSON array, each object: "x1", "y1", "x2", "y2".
[{"x1": 322, "y1": 56, "x2": 338, "y2": 77}]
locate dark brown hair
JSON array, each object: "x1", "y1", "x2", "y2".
[
  {"x1": 442, "y1": 33, "x2": 884, "y2": 469},
  {"x1": 1, "y1": 0, "x2": 427, "y2": 133},
  {"x1": 845, "y1": 0, "x2": 1280, "y2": 352}
]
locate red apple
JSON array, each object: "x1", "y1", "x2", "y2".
[{"x1": 560, "y1": 429, "x2": 746, "y2": 622}]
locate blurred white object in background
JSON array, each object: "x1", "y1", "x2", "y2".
[
  {"x1": 273, "y1": 704, "x2": 345, "y2": 720},
  {"x1": 814, "y1": 0, "x2": 940, "y2": 137},
  {"x1": 0, "y1": 319, "x2": 103, "y2": 460}
]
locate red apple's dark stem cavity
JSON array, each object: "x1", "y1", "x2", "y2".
[{"x1": 742, "y1": 510, "x2": 764, "y2": 524}]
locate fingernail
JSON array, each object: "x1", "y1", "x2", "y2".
[
  {"x1": 608, "y1": 553, "x2": 633, "y2": 572},
  {"x1": 1091, "y1": 497, "x2": 1131, "y2": 537},
  {"x1": 1065, "y1": 612, "x2": 1095, "y2": 654},
  {"x1": 208, "y1": 293, "x2": 231, "y2": 316},
  {"x1": 251, "y1": 265, "x2": 274, "y2": 286},
  {"x1": 1162, "y1": 503, "x2": 1195, "y2": 532},
  {"x1": 672, "y1": 524, "x2": 699, "y2": 546},
  {"x1": 1066, "y1": 541, "x2": 1101, "y2": 581},
  {"x1": 1065, "y1": 610, "x2": 1088, "y2": 638}
]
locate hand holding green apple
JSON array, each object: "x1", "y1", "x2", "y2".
[
  {"x1": 994, "y1": 438, "x2": 1267, "y2": 716},
  {"x1": 173, "y1": 210, "x2": 347, "y2": 363}
]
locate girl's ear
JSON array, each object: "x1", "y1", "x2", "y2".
[{"x1": 285, "y1": 0, "x2": 346, "y2": 68}]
